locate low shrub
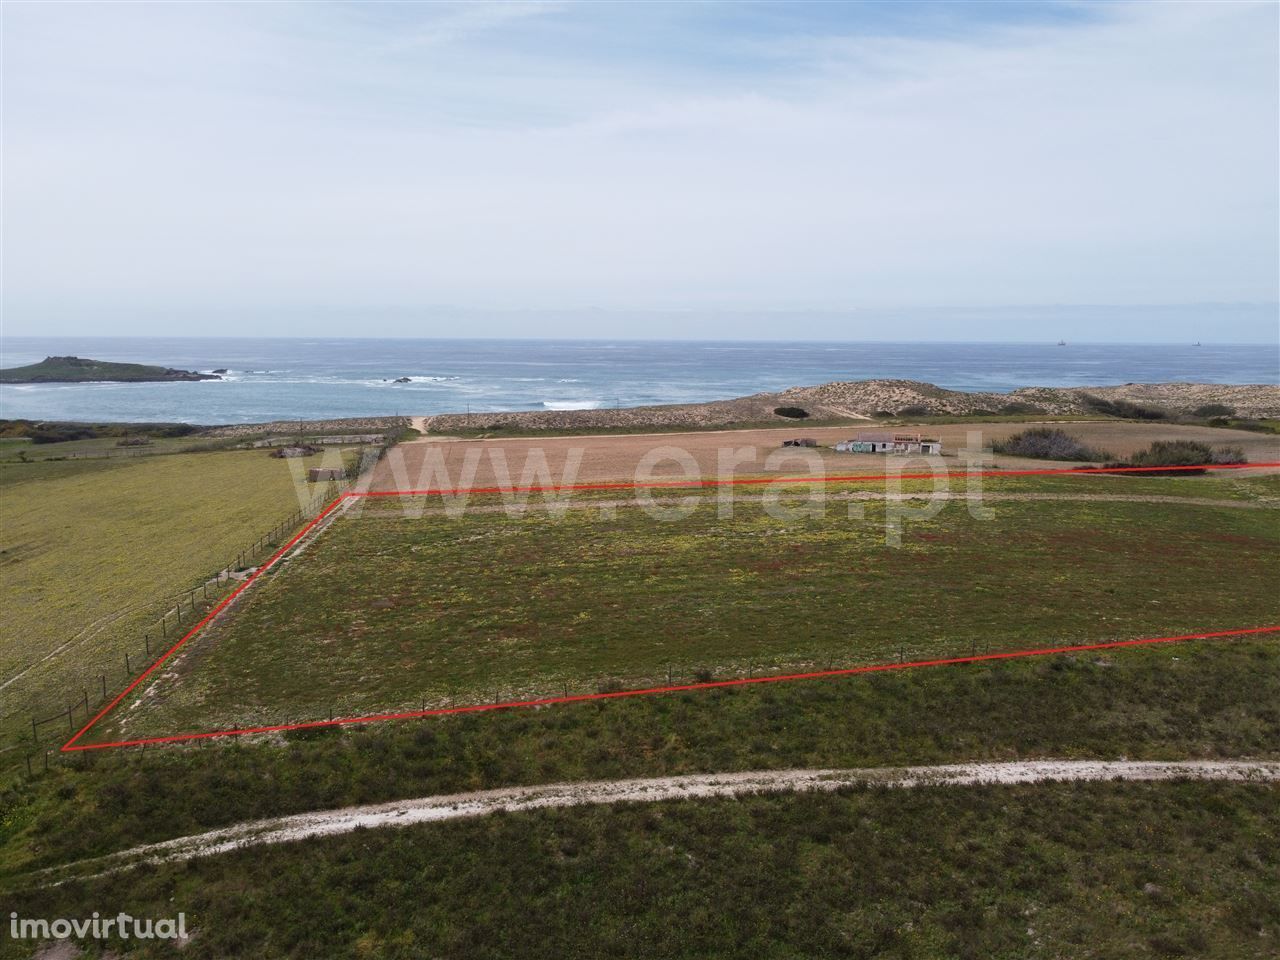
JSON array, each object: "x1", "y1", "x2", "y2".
[
  {"x1": 896, "y1": 405, "x2": 932, "y2": 417},
  {"x1": 773, "y1": 406, "x2": 810, "y2": 420},
  {"x1": 1192, "y1": 403, "x2": 1236, "y2": 418},
  {"x1": 998, "y1": 402, "x2": 1045, "y2": 415},
  {"x1": 1127, "y1": 440, "x2": 1245, "y2": 467},
  {"x1": 1081, "y1": 395, "x2": 1168, "y2": 420},
  {"x1": 991, "y1": 428, "x2": 1109, "y2": 462},
  {"x1": 1104, "y1": 440, "x2": 1247, "y2": 475}
]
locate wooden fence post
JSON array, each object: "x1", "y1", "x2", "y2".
[
  {"x1": 101, "y1": 675, "x2": 107, "y2": 701},
  {"x1": 31, "y1": 716, "x2": 37, "y2": 744},
  {"x1": 25, "y1": 754, "x2": 32, "y2": 777},
  {"x1": 125, "y1": 651, "x2": 132, "y2": 673}
]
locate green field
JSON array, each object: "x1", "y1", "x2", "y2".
[
  {"x1": 87, "y1": 481, "x2": 1280, "y2": 743},
  {"x1": 3, "y1": 636, "x2": 1278, "y2": 957},
  {"x1": 5, "y1": 456, "x2": 1277, "y2": 958},
  {"x1": 3, "y1": 780, "x2": 1275, "y2": 960},
  {"x1": 0, "y1": 450, "x2": 332, "y2": 757}
]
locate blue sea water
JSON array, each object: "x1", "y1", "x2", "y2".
[{"x1": 1, "y1": 337, "x2": 1276, "y2": 425}]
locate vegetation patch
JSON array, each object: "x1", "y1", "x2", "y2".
[
  {"x1": 0, "y1": 450, "x2": 311, "y2": 752},
  {"x1": 1104, "y1": 440, "x2": 1249, "y2": 475},
  {"x1": 991, "y1": 427, "x2": 1110, "y2": 461},
  {"x1": 1080, "y1": 394, "x2": 1169, "y2": 420},
  {"x1": 86, "y1": 495, "x2": 1280, "y2": 743},
  {"x1": 3, "y1": 638, "x2": 1278, "y2": 877},
  {"x1": 3, "y1": 779, "x2": 1276, "y2": 960}
]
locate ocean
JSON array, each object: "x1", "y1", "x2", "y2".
[{"x1": 1, "y1": 337, "x2": 1277, "y2": 425}]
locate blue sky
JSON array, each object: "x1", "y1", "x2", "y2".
[{"x1": 3, "y1": 1, "x2": 1278, "y2": 342}]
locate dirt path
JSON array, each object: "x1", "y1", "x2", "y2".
[{"x1": 31, "y1": 760, "x2": 1279, "y2": 886}]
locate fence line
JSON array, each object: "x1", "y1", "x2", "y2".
[{"x1": 7, "y1": 437, "x2": 404, "y2": 778}]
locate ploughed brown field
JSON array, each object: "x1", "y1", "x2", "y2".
[{"x1": 368, "y1": 420, "x2": 1280, "y2": 492}]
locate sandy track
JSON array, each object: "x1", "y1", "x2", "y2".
[{"x1": 31, "y1": 760, "x2": 1279, "y2": 886}]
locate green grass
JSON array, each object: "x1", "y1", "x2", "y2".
[
  {"x1": 2, "y1": 637, "x2": 1277, "y2": 877},
  {"x1": 3, "y1": 780, "x2": 1276, "y2": 960},
  {"x1": 89, "y1": 490, "x2": 1280, "y2": 743},
  {"x1": 0, "y1": 434, "x2": 243, "y2": 464},
  {"x1": 0, "y1": 450, "x2": 322, "y2": 754},
  {"x1": 373, "y1": 471, "x2": 1280, "y2": 509}
]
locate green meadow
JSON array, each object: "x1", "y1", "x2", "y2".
[
  {"x1": 90, "y1": 484, "x2": 1280, "y2": 743},
  {"x1": 0, "y1": 450, "x2": 323, "y2": 758}
]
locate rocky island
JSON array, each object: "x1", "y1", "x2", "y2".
[{"x1": 0, "y1": 356, "x2": 221, "y2": 383}]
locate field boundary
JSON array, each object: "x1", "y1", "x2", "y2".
[{"x1": 61, "y1": 461, "x2": 1280, "y2": 753}]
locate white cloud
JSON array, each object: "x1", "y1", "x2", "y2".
[{"x1": 2, "y1": 1, "x2": 1276, "y2": 337}]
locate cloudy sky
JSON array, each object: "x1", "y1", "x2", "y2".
[{"x1": 3, "y1": 1, "x2": 1278, "y2": 341}]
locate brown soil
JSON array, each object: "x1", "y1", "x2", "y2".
[{"x1": 366, "y1": 421, "x2": 1279, "y2": 492}]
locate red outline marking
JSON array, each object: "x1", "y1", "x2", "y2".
[{"x1": 61, "y1": 462, "x2": 1280, "y2": 752}]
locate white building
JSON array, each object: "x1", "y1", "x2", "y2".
[{"x1": 834, "y1": 432, "x2": 941, "y2": 455}]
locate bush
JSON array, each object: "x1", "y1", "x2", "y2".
[
  {"x1": 1192, "y1": 403, "x2": 1236, "y2": 418},
  {"x1": 1081, "y1": 395, "x2": 1168, "y2": 420},
  {"x1": 1106, "y1": 441, "x2": 1248, "y2": 474},
  {"x1": 773, "y1": 406, "x2": 810, "y2": 420},
  {"x1": 991, "y1": 428, "x2": 1109, "y2": 462},
  {"x1": 998, "y1": 402, "x2": 1045, "y2": 415},
  {"x1": 1127, "y1": 440, "x2": 1244, "y2": 467},
  {"x1": 896, "y1": 405, "x2": 932, "y2": 418}
]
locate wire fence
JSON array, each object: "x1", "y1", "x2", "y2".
[{"x1": 3, "y1": 439, "x2": 404, "y2": 781}]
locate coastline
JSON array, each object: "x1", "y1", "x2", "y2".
[{"x1": 181, "y1": 379, "x2": 1280, "y2": 439}]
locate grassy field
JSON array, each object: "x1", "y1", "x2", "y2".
[
  {"x1": 360, "y1": 470, "x2": 1280, "y2": 510},
  {"x1": 4, "y1": 636, "x2": 1276, "y2": 877},
  {"x1": 85, "y1": 480, "x2": 1280, "y2": 743},
  {"x1": 4, "y1": 446, "x2": 1276, "y2": 957},
  {"x1": 3, "y1": 621, "x2": 1276, "y2": 956},
  {"x1": 3, "y1": 780, "x2": 1276, "y2": 960},
  {"x1": 0, "y1": 450, "x2": 325, "y2": 757}
]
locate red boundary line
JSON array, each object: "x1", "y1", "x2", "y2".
[{"x1": 61, "y1": 461, "x2": 1280, "y2": 752}]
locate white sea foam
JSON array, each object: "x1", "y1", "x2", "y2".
[{"x1": 542, "y1": 400, "x2": 601, "y2": 410}]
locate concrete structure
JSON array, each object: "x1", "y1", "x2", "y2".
[
  {"x1": 781, "y1": 438, "x2": 818, "y2": 448},
  {"x1": 834, "y1": 432, "x2": 941, "y2": 455},
  {"x1": 308, "y1": 467, "x2": 346, "y2": 482}
]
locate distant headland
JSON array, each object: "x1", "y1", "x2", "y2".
[{"x1": 0, "y1": 356, "x2": 221, "y2": 384}]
